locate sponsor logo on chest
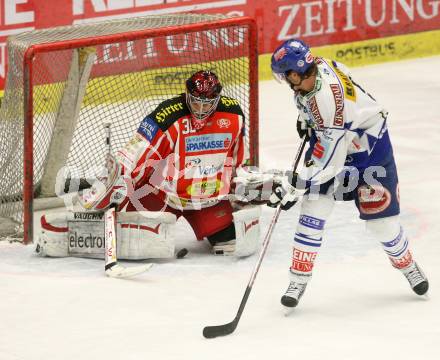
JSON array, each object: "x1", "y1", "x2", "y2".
[
  {"x1": 217, "y1": 118, "x2": 231, "y2": 128},
  {"x1": 330, "y1": 84, "x2": 344, "y2": 127},
  {"x1": 186, "y1": 180, "x2": 224, "y2": 196},
  {"x1": 185, "y1": 133, "x2": 232, "y2": 153},
  {"x1": 307, "y1": 97, "x2": 324, "y2": 128},
  {"x1": 184, "y1": 154, "x2": 226, "y2": 179},
  {"x1": 185, "y1": 157, "x2": 202, "y2": 168}
]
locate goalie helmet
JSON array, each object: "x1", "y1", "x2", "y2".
[
  {"x1": 186, "y1": 70, "x2": 222, "y2": 130},
  {"x1": 271, "y1": 39, "x2": 314, "y2": 82}
]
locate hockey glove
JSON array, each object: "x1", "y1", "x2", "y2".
[
  {"x1": 297, "y1": 117, "x2": 311, "y2": 141},
  {"x1": 232, "y1": 166, "x2": 274, "y2": 204},
  {"x1": 78, "y1": 154, "x2": 128, "y2": 211},
  {"x1": 268, "y1": 171, "x2": 300, "y2": 211}
]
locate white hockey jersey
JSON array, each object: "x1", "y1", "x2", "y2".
[{"x1": 295, "y1": 58, "x2": 391, "y2": 188}]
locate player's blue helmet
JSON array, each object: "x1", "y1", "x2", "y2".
[{"x1": 271, "y1": 39, "x2": 314, "y2": 82}]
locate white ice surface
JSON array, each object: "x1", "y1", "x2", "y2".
[{"x1": 1, "y1": 56, "x2": 440, "y2": 360}]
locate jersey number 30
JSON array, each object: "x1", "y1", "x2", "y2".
[{"x1": 182, "y1": 118, "x2": 196, "y2": 135}]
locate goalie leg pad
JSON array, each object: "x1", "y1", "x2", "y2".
[
  {"x1": 35, "y1": 211, "x2": 177, "y2": 259},
  {"x1": 232, "y1": 205, "x2": 262, "y2": 257},
  {"x1": 36, "y1": 214, "x2": 70, "y2": 257},
  {"x1": 117, "y1": 211, "x2": 176, "y2": 259},
  {"x1": 210, "y1": 206, "x2": 261, "y2": 257}
]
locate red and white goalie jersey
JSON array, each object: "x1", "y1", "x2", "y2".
[{"x1": 116, "y1": 93, "x2": 249, "y2": 210}]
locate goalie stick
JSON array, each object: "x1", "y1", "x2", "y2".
[
  {"x1": 104, "y1": 206, "x2": 152, "y2": 278},
  {"x1": 203, "y1": 135, "x2": 307, "y2": 338},
  {"x1": 103, "y1": 123, "x2": 152, "y2": 278}
]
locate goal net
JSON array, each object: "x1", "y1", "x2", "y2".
[{"x1": 0, "y1": 14, "x2": 258, "y2": 244}]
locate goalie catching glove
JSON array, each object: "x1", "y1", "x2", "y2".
[
  {"x1": 268, "y1": 171, "x2": 305, "y2": 211},
  {"x1": 231, "y1": 166, "x2": 277, "y2": 205}
]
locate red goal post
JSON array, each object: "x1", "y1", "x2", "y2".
[{"x1": 0, "y1": 14, "x2": 259, "y2": 244}]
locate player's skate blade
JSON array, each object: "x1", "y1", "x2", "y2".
[{"x1": 401, "y1": 262, "x2": 429, "y2": 295}]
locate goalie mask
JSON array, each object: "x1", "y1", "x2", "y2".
[{"x1": 186, "y1": 70, "x2": 222, "y2": 130}]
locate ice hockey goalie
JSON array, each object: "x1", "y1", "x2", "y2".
[{"x1": 36, "y1": 71, "x2": 262, "y2": 259}]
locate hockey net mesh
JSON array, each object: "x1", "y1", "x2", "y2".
[{"x1": 0, "y1": 14, "x2": 257, "y2": 241}]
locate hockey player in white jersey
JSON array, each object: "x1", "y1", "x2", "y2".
[{"x1": 269, "y1": 39, "x2": 429, "y2": 309}]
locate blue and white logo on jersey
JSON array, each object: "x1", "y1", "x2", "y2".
[
  {"x1": 185, "y1": 133, "x2": 232, "y2": 153},
  {"x1": 138, "y1": 117, "x2": 159, "y2": 142},
  {"x1": 184, "y1": 154, "x2": 226, "y2": 179}
]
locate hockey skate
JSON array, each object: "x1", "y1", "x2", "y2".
[
  {"x1": 212, "y1": 240, "x2": 236, "y2": 256},
  {"x1": 400, "y1": 262, "x2": 429, "y2": 296},
  {"x1": 281, "y1": 280, "x2": 308, "y2": 308}
]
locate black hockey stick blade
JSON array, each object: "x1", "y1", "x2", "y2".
[
  {"x1": 203, "y1": 318, "x2": 238, "y2": 339},
  {"x1": 203, "y1": 286, "x2": 251, "y2": 339}
]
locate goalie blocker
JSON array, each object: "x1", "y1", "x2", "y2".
[{"x1": 35, "y1": 206, "x2": 262, "y2": 259}]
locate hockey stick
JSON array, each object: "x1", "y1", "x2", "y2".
[
  {"x1": 103, "y1": 123, "x2": 152, "y2": 278},
  {"x1": 203, "y1": 136, "x2": 307, "y2": 338}
]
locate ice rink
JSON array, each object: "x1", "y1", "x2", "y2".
[{"x1": 1, "y1": 56, "x2": 439, "y2": 360}]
